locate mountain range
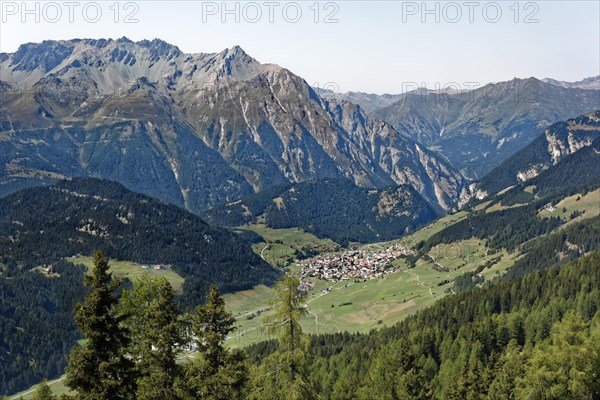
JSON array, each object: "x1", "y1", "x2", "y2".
[
  {"x1": 313, "y1": 88, "x2": 404, "y2": 114},
  {"x1": 321, "y1": 78, "x2": 598, "y2": 178},
  {"x1": 371, "y1": 78, "x2": 599, "y2": 177},
  {"x1": 542, "y1": 75, "x2": 600, "y2": 90},
  {"x1": 2, "y1": 38, "x2": 598, "y2": 214},
  {"x1": 327, "y1": 76, "x2": 599, "y2": 114},
  {"x1": 0, "y1": 38, "x2": 466, "y2": 212}
]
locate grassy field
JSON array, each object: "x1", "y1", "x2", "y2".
[
  {"x1": 225, "y1": 265, "x2": 335, "y2": 347},
  {"x1": 497, "y1": 185, "x2": 516, "y2": 195},
  {"x1": 222, "y1": 284, "x2": 275, "y2": 318},
  {"x1": 243, "y1": 224, "x2": 339, "y2": 267},
  {"x1": 538, "y1": 188, "x2": 600, "y2": 224},
  {"x1": 485, "y1": 201, "x2": 528, "y2": 213},
  {"x1": 427, "y1": 239, "x2": 519, "y2": 280},
  {"x1": 301, "y1": 267, "x2": 429, "y2": 332},
  {"x1": 9, "y1": 379, "x2": 72, "y2": 400},
  {"x1": 70, "y1": 256, "x2": 185, "y2": 291},
  {"x1": 473, "y1": 200, "x2": 493, "y2": 211},
  {"x1": 398, "y1": 211, "x2": 470, "y2": 247}
]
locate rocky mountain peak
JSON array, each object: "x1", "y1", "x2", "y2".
[
  {"x1": 11, "y1": 40, "x2": 74, "y2": 72},
  {"x1": 212, "y1": 45, "x2": 262, "y2": 79},
  {"x1": 223, "y1": 45, "x2": 248, "y2": 57},
  {"x1": 135, "y1": 38, "x2": 183, "y2": 62}
]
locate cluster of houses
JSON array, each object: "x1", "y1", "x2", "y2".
[
  {"x1": 298, "y1": 244, "x2": 411, "y2": 283},
  {"x1": 298, "y1": 280, "x2": 316, "y2": 292},
  {"x1": 140, "y1": 264, "x2": 171, "y2": 271}
]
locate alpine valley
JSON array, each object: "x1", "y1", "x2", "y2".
[{"x1": 1, "y1": 37, "x2": 600, "y2": 399}]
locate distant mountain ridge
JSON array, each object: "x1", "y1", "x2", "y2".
[
  {"x1": 0, "y1": 38, "x2": 466, "y2": 212},
  {"x1": 319, "y1": 86, "x2": 465, "y2": 115},
  {"x1": 313, "y1": 88, "x2": 404, "y2": 114},
  {"x1": 319, "y1": 75, "x2": 598, "y2": 117},
  {"x1": 372, "y1": 78, "x2": 599, "y2": 177},
  {"x1": 542, "y1": 75, "x2": 600, "y2": 90},
  {"x1": 320, "y1": 77, "x2": 598, "y2": 180}
]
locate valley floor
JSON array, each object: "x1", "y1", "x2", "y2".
[{"x1": 225, "y1": 212, "x2": 519, "y2": 347}]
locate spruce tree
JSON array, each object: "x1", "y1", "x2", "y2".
[
  {"x1": 64, "y1": 250, "x2": 135, "y2": 399},
  {"x1": 357, "y1": 343, "x2": 399, "y2": 400},
  {"x1": 120, "y1": 275, "x2": 182, "y2": 400},
  {"x1": 487, "y1": 340, "x2": 524, "y2": 400},
  {"x1": 179, "y1": 284, "x2": 247, "y2": 400}
]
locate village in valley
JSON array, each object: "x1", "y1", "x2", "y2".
[{"x1": 297, "y1": 244, "x2": 412, "y2": 290}]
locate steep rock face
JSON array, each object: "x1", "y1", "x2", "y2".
[
  {"x1": 545, "y1": 124, "x2": 596, "y2": 164},
  {"x1": 372, "y1": 79, "x2": 600, "y2": 178},
  {"x1": 0, "y1": 38, "x2": 466, "y2": 211},
  {"x1": 459, "y1": 110, "x2": 600, "y2": 207},
  {"x1": 0, "y1": 75, "x2": 254, "y2": 213}
]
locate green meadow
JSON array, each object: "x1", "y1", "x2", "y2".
[{"x1": 70, "y1": 256, "x2": 185, "y2": 292}]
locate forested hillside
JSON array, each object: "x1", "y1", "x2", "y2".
[
  {"x1": 421, "y1": 204, "x2": 563, "y2": 251},
  {"x1": 0, "y1": 178, "x2": 278, "y2": 304},
  {"x1": 205, "y1": 180, "x2": 438, "y2": 245},
  {"x1": 503, "y1": 216, "x2": 600, "y2": 280},
  {"x1": 474, "y1": 110, "x2": 600, "y2": 197},
  {"x1": 0, "y1": 179, "x2": 281, "y2": 395},
  {"x1": 495, "y1": 136, "x2": 600, "y2": 205},
  {"x1": 249, "y1": 251, "x2": 600, "y2": 399},
  {"x1": 423, "y1": 136, "x2": 600, "y2": 253},
  {"x1": 0, "y1": 262, "x2": 86, "y2": 395}
]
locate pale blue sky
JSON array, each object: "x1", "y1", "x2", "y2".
[{"x1": 1, "y1": 1, "x2": 598, "y2": 93}]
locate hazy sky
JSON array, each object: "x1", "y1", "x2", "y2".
[{"x1": 1, "y1": 1, "x2": 598, "y2": 94}]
